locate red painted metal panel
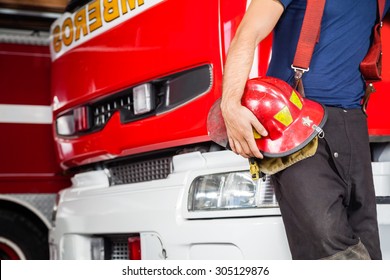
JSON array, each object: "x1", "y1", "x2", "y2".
[
  {"x1": 52, "y1": 0, "x2": 249, "y2": 168},
  {"x1": 0, "y1": 175, "x2": 70, "y2": 194},
  {"x1": 0, "y1": 124, "x2": 60, "y2": 174},
  {"x1": 0, "y1": 43, "x2": 51, "y2": 106},
  {"x1": 52, "y1": 0, "x2": 390, "y2": 169},
  {"x1": 0, "y1": 43, "x2": 70, "y2": 194},
  {"x1": 52, "y1": 0, "x2": 223, "y2": 113},
  {"x1": 366, "y1": 14, "x2": 390, "y2": 137}
]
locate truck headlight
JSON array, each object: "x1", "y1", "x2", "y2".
[
  {"x1": 133, "y1": 83, "x2": 155, "y2": 115},
  {"x1": 56, "y1": 106, "x2": 90, "y2": 136},
  {"x1": 188, "y1": 172, "x2": 278, "y2": 211}
]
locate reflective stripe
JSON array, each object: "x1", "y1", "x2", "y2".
[
  {"x1": 0, "y1": 104, "x2": 52, "y2": 124},
  {"x1": 290, "y1": 90, "x2": 303, "y2": 110},
  {"x1": 274, "y1": 106, "x2": 293, "y2": 126}
]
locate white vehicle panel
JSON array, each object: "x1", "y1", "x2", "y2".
[{"x1": 50, "y1": 151, "x2": 390, "y2": 260}]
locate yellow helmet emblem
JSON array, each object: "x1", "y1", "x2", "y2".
[
  {"x1": 274, "y1": 106, "x2": 293, "y2": 126},
  {"x1": 290, "y1": 90, "x2": 303, "y2": 110}
]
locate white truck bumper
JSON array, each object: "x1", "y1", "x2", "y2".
[{"x1": 49, "y1": 151, "x2": 390, "y2": 260}]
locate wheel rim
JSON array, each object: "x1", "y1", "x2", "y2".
[{"x1": 0, "y1": 237, "x2": 26, "y2": 260}]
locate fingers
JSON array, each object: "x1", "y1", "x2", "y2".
[
  {"x1": 229, "y1": 137, "x2": 252, "y2": 159},
  {"x1": 229, "y1": 136, "x2": 263, "y2": 159},
  {"x1": 246, "y1": 135, "x2": 264, "y2": 159},
  {"x1": 222, "y1": 103, "x2": 266, "y2": 159}
]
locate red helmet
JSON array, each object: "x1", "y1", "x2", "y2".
[{"x1": 207, "y1": 76, "x2": 327, "y2": 157}]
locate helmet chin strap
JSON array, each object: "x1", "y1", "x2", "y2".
[{"x1": 291, "y1": 67, "x2": 307, "y2": 97}]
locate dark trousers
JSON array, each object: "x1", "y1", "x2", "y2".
[{"x1": 271, "y1": 106, "x2": 382, "y2": 260}]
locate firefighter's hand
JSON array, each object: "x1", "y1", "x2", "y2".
[{"x1": 221, "y1": 102, "x2": 267, "y2": 159}]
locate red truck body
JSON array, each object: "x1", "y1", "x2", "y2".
[
  {"x1": 0, "y1": 39, "x2": 70, "y2": 260},
  {"x1": 2, "y1": 0, "x2": 389, "y2": 260},
  {"x1": 50, "y1": 0, "x2": 258, "y2": 168},
  {"x1": 46, "y1": 0, "x2": 390, "y2": 260},
  {"x1": 50, "y1": 0, "x2": 390, "y2": 170}
]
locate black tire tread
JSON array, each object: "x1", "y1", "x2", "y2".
[{"x1": 0, "y1": 209, "x2": 49, "y2": 259}]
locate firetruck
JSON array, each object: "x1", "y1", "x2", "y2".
[
  {"x1": 49, "y1": 0, "x2": 390, "y2": 259},
  {"x1": 0, "y1": 31, "x2": 70, "y2": 260}
]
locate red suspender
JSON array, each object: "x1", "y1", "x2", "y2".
[
  {"x1": 291, "y1": 0, "x2": 326, "y2": 96},
  {"x1": 292, "y1": 0, "x2": 326, "y2": 74},
  {"x1": 292, "y1": 0, "x2": 386, "y2": 112},
  {"x1": 360, "y1": 0, "x2": 386, "y2": 112}
]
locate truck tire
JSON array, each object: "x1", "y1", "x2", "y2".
[{"x1": 0, "y1": 209, "x2": 49, "y2": 260}]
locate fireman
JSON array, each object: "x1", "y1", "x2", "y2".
[{"x1": 219, "y1": 0, "x2": 389, "y2": 260}]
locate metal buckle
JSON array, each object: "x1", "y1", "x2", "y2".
[
  {"x1": 291, "y1": 64, "x2": 309, "y2": 74},
  {"x1": 291, "y1": 65, "x2": 309, "y2": 73},
  {"x1": 291, "y1": 65, "x2": 309, "y2": 80}
]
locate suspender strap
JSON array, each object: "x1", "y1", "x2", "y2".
[
  {"x1": 293, "y1": 0, "x2": 385, "y2": 74},
  {"x1": 379, "y1": 0, "x2": 386, "y2": 21},
  {"x1": 360, "y1": 0, "x2": 386, "y2": 82},
  {"x1": 291, "y1": 0, "x2": 326, "y2": 96},
  {"x1": 292, "y1": 0, "x2": 326, "y2": 73},
  {"x1": 292, "y1": 0, "x2": 385, "y2": 108},
  {"x1": 292, "y1": 0, "x2": 385, "y2": 72},
  {"x1": 361, "y1": 0, "x2": 386, "y2": 113}
]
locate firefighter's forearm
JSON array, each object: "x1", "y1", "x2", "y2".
[
  {"x1": 219, "y1": 0, "x2": 283, "y2": 158},
  {"x1": 221, "y1": 0, "x2": 284, "y2": 108},
  {"x1": 221, "y1": 36, "x2": 255, "y2": 108}
]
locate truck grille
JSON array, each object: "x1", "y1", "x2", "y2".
[
  {"x1": 92, "y1": 95, "x2": 132, "y2": 127},
  {"x1": 106, "y1": 235, "x2": 129, "y2": 260},
  {"x1": 108, "y1": 157, "x2": 172, "y2": 185},
  {"x1": 61, "y1": 64, "x2": 212, "y2": 136}
]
